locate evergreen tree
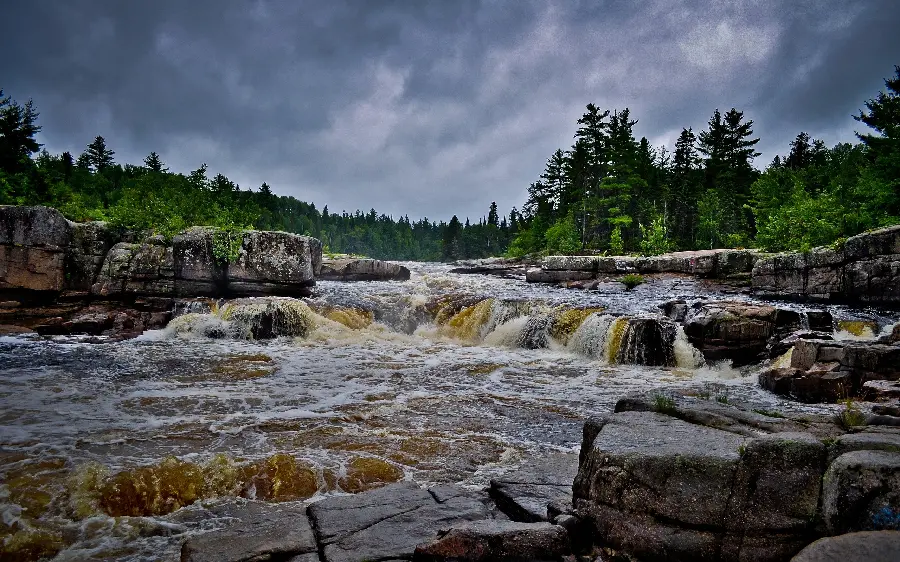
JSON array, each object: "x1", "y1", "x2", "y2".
[
  {"x1": 84, "y1": 136, "x2": 115, "y2": 172},
  {"x1": 143, "y1": 151, "x2": 167, "y2": 173},
  {"x1": 669, "y1": 128, "x2": 702, "y2": 246},
  {"x1": 855, "y1": 65, "x2": 900, "y2": 216},
  {"x1": 785, "y1": 132, "x2": 812, "y2": 170},
  {"x1": 487, "y1": 201, "x2": 499, "y2": 227},
  {"x1": 597, "y1": 108, "x2": 642, "y2": 249},
  {"x1": 0, "y1": 90, "x2": 41, "y2": 175},
  {"x1": 540, "y1": 149, "x2": 567, "y2": 215}
]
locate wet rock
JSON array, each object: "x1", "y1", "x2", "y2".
[
  {"x1": 413, "y1": 520, "x2": 570, "y2": 561},
  {"x1": 790, "y1": 531, "x2": 900, "y2": 562},
  {"x1": 489, "y1": 454, "x2": 579, "y2": 522},
  {"x1": 768, "y1": 330, "x2": 834, "y2": 359},
  {"x1": 752, "y1": 224, "x2": 900, "y2": 305},
  {"x1": 319, "y1": 258, "x2": 410, "y2": 281},
  {"x1": 180, "y1": 502, "x2": 317, "y2": 562},
  {"x1": 683, "y1": 301, "x2": 802, "y2": 365},
  {"x1": 828, "y1": 430, "x2": 900, "y2": 463},
  {"x1": 822, "y1": 450, "x2": 900, "y2": 535},
  {"x1": 308, "y1": 482, "x2": 493, "y2": 562},
  {"x1": 761, "y1": 339, "x2": 900, "y2": 402}
]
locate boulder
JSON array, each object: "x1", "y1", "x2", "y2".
[
  {"x1": 0, "y1": 205, "x2": 72, "y2": 294},
  {"x1": 319, "y1": 258, "x2": 410, "y2": 281},
  {"x1": 683, "y1": 301, "x2": 803, "y2": 365},
  {"x1": 790, "y1": 531, "x2": 900, "y2": 562},
  {"x1": 760, "y1": 339, "x2": 900, "y2": 402},
  {"x1": 307, "y1": 482, "x2": 493, "y2": 562},
  {"x1": 92, "y1": 228, "x2": 320, "y2": 298},
  {"x1": 488, "y1": 454, "x2": 579, "y2": 522},
  {"x1": 180, "y1": 501, "x2": 318, "y2": 562},
  {"x1": 634, "y1": 249, "x2": 759, "y2": 277},
  {"x1": 573, "y1": 403, "x2": 845, "y2": 561},
  {"x1": 413, "y1": 520, "x2": 570, "y2": 561},
  {"x1": 822, "y1": 450, "x2": 900, "y2": 535},
  {"x1": 525, "y1": 268, "x2": 596, "y2": 283}
]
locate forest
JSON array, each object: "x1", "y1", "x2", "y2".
[{"x1": 0, "y1": 65, "x2": 897, "y2": 261}]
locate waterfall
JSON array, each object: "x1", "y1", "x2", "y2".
[
  {"x1": 166, "y1": 298, "x2": 315, "y2": 339},
  {"x1": 565, "y1": 313, "x2": 701, "y2": 367}
]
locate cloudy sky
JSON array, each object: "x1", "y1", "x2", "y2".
[{"x1": 2, "y1": 1, "x2": 898, "y2": 222}]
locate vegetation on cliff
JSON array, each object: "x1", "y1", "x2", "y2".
[{"x1": 1, "y1": 65, "x2": 898, "y2": 259}]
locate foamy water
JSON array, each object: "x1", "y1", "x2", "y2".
[{"x1": 1, "y1": 262, "x2": 896, "y2": 560}]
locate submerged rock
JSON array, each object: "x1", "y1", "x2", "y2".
[
  {"x1": 168, "y1": 297, "x2": 315, "y2": 339},
  {"x1": 488, "y1": 454, "x2": 579, "y2": 522},
  {"x1": 413, "y1": 520, "x2": 570, "y2": 561}
]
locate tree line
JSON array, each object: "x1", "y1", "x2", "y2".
[
  {"x1": 511, "y1": 65, "x2": 900, "y2": 256},
  {"x1": 1, "y1": 65, "x2": 898, "y2": 261}
]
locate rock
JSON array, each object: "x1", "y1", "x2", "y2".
[
  {"x1": 307, "y1": 482, "x2": 493, "y2": 562},
  {"x1": 167, "y1": 297, "x2": 315, "y2": 339},
  {"x1": 180, "y1": 501, "x2": 317, "y2": 562},
  {"x1": 752, "y1": 225, "x2": 900, "y2": 305},
  {"x1": 0, "y1": 205, "x2": 72, "y2": 293},
  {"x1": 822, "y1": 450, "x2": 900, "y2": 535},
  {"x1": 634, "y1": 249, "x2": 759, "y2": 277},
  {"x1": 828, "y1": 430, "x2": 900, "y2": 463},
  {"x1": 65, "y1": 221, "x2": 117, "y2": 291},
  {"x1": 93, "y1": 228, "x2": 320, "y2": 298},
  {"x1": 413, "y1": 520, "x2": 570, "y2": 561},
  {"x1": 488, "y1": 454, "x2": 579, "y2": 522},
  {"x1": 574, "y1": 408, "x2": 836, "y2": 561},
  {"x1": 761, "y1": 339, "x2": 900, "y2": 402},
  {"x1": 319, "y1": 258, "x2": 410, "y2": 281},
  {"x1": 525, "y1": 269, "x2": 596, "y2": 283},
  {"x1": 683, "y1": 301, "x2": 801, "y2": 365},
  {"x1": 790, "y1": 531, "x2": 900, "y2": 562}
]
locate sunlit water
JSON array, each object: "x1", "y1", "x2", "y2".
[{"x1": 1, "y1": 262, "x2": 897, "y2": 560}]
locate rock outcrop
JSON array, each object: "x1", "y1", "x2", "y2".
[
  {"x1": 573, "y1": 393, "x2": 900, "y2": 562},
  {"x1": 527, "y1": 249, "x2": 760, "y2": 284},
  {"x1": 1, "y1": 206, "x2": 323, "y2": 302},
  {"x1": 760, "y1": 338, "x2": 900, "y2": 402},
  {"x1": 752, "y1": 225, "x2": 900, "y2": 304},
  {"x1": 92, "y1": 228, "x2": 321, "y2": 298},
  {"x1": 675, "y1": 301, "x2": 832, "y2": 366},
  {"x1": 790, "y1": 531, "x2": 900, "y2": 562},
  {"x1": 319, "y1": 258, "x2": 410, "y2": 281},
  {"x1": 0, "y1": 205, "x2": 72, "y2": 294}
]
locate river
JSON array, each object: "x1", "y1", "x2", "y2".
[{"x1": 1, "y1": 262, "x2": 896, "y2": 560}]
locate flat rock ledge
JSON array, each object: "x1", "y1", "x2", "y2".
[
  {"x1": 180, "y1": 481, "x2": 574, "y2": 562},
  {"x1": 527, "y1": 249, "x2": 760, "y2": 284},
  {"x1": 319, "y1": 258, "x2": 411, "y2": 281},
  {"x1": 573, "y1": 393, "x2": 900, "y2": 562}
]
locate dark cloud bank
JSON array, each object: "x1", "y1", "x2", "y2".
[{"x1": 2, "y1": 0, "x2": 898, "y2": 221}]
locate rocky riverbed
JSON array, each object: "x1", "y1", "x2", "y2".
[{"x1": 1, "y1": 206, "x2": 899, "y2": 561}]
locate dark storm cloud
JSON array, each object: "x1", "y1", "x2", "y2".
[{"x1": 2, "y1": 0, "x2": 898, "y2": 221}]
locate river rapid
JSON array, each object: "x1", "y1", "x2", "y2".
[{"x1": 1, "y1": 262, "x2": 897, "y2": 561}]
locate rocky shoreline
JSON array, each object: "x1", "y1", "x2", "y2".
[{"x1": 175, "y1": 392, "x2": 900, "y2": 562}]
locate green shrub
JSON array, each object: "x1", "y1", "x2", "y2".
[
  {"x1": 619, "y1": 273, "x2": 645, "y2": 290},
  {"x1": 212, "y1": 226, "x2": 245, "y2": 264},
  {"x1": 544, "y1": 214, "x2": 581, "y2": 255},
  {"x1": 835, "y1": 399, "x2": 866, "y2": 430},
  {"x1": 609, "y1": 226, "x2": 624, "y2": 255}
]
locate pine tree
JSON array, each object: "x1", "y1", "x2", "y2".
[
  {"x1": 487, "y1": 201, "x2": 499, "y2": 227},
  {"x1": 540, "y1": 149, "x2": 567, "y2": 216},
  {"x1": 785, "y1": 132, "x2": 812, "y2": 170},
  {"x1": 143, "y1": 151, "x2": 167, "y2": 173},
  {"x1": 669, "y1": 128, "x2": 701, "y2": 246},
  {"x1": 597, "y1": 108, "x2": 643, "y2": 249},
  {"x1": 854, "y1": 65, "x2": 900, "y2": 215},
  {"x1": 84, "y1": 136, "x2": 115, "y2": 172},
  {"x1": 0, "y1": 90, "x2": 42, "y2": 175}
]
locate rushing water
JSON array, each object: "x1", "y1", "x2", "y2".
[{"x1": 1, "y1": 262, "x2": 897, "y2": 561}]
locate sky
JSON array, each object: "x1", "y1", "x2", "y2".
[{"x1": 2, "y1": 0, "x2": 899, "y2": 223}]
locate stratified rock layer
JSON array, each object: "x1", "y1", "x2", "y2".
[
  {"x1": 752, "y1": 225, "x2": 900, "y2": 304},
  {"x1": 319, "y1": 258, "x2": 411, "y2": 281}
]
